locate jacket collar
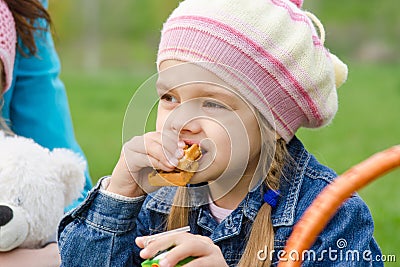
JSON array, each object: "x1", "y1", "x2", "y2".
[
  {"x1": 271, "y1": 136, "x2": 311, "y2": 226},
  {"x1": 145, "y1": 186, "x2": 265, "y2": 221},
  {"x1": 144, "y1": 181, "x2": 264, "y2": 222}
]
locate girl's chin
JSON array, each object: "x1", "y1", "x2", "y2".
[
  {"x1": 187, "y1": 172, "x2": 208, "y2": 185},
  {"x1": 187, "y1": 171, "x2": 215, "y2": 185},
  {"x1": 188, "y1": 170, "x2": 224, "y2": 186},
  {"x1": 197, "y1": 151, "x2": 217, "y2": 171}
]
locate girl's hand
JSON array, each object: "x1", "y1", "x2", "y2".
[
  {"x1": 136, "y1": 232, "x2": 228, "y2": 267},
  {"x1": 108, "y1": 131, "x2": 185, "y2": 197}
]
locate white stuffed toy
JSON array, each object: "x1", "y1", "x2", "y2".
[{"x1": 0, "y1": 131, "x2": 86, "y2": 251}]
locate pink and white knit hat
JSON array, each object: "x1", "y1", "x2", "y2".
[
  {"x1": 157, "y1": 0, "x2": 348, "y2": 142},
  {"x1": 0, "y1": 0, "x2": 17, "y2": 93}
]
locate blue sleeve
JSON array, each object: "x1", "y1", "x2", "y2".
[
  {"x1": 58, "y1": 180, "x2": 147, "y2": 267},
  {"x1": 1, "y1": 6, "x2": 92, "y2": 211}
]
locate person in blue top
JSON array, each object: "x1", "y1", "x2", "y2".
[
  {"x1": 0, "y1": 0, "x2": 92, "y2": 266},
  {"x1": 59, "y1": 0, "x2": 382, "y2": 266}
]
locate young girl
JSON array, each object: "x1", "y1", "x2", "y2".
[
  {"x1": 0, "y1": 0, "x2": 90, "y2": 266},
  {"x1": 58, "y1": 0, "x2": 382, "y2": 266}
]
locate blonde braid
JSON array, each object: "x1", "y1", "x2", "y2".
[
  {"x1": 167, "y1": 186, "x2": 190, "y2": 230},
  {"x1": 238, "y1": 138, "x2": 287, "y2": 267}
]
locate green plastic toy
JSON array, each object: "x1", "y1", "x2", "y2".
[{"x1": 141, "y1": 250, "x2": 195, "y2": 267}]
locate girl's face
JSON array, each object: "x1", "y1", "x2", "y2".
[{"x1": 156, "y1": 60, "x2": 262, "y2": 187}]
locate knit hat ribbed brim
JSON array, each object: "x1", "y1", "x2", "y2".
[{"x1": 0, "y1": 0, "x2": 17, "y2": 93}]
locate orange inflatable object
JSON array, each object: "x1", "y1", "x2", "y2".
[{"x1": 278, "y1": 145, "x2": 400, "y2": 267}]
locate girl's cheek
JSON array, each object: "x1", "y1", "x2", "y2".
[
  {"x1": 155, "y1": 112, "x2": 167, "y2": 132},
  {"x1": 156, "y1": 107, "x2": 178, "y2": 132},
  {"x1": 155, "y1": 119, "x2": 162, "y2": 132},
  {"x1": 156, "y1": 103, "x2": 170, "y2": 130}
]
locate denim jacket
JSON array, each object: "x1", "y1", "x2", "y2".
[{"x1": 58, "y1": 137, "x2": 382, "y2": 266}]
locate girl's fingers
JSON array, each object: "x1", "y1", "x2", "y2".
[
  {"x1": 147, "y1": 154, "x2": 176, "y2": 172},
  {"x1": 135, "y1": 236, "x2": 146, "y2": 248},
  {"x1": 183, "y1": 256, "x2": 228, "y2": 267},
  {"x1": 159, "y1": 238, "x2": 219, "y2": 267},
  {"x1": 139, "y1": 232, "x2": 181, "y2": 259},
  {"x1": 151, "y1": 131, "x2": 185, "y2": 166},
  {"x1": 109, "y1": 131, "x2": 184, "y2": 196},
  {"x1": 146, "y1": 141, "x2": 179, "y2": 169},
  {"x1": 161, "y1": 130, "x2": 186, "y2": 150},
  {"x1": 123, "y1": 132, "x2": 184, "y2": 171},
  {"x1": 139, "y1": 233, "x2": 216, "y2": 262}
]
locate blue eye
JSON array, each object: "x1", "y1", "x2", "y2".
[{"x1": 203, "y1": 100, "x2": 228, "y2": 109}]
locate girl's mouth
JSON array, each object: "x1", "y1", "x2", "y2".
[{"x1": 183, "y1": 139, "x2": 199, "y2": 146}]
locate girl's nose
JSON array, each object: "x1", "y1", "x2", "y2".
[
  {"x1": 167, "y1": 100, "x2": 202, "y2": 134},
  {"x1": 172, "y1": 117, "x2": 202, "y2": 135}
]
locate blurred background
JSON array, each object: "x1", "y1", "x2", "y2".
[{"x1": 49, "y1": 0, "x2": 399, "y2": 264}]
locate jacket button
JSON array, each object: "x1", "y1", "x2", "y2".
[{"x1": 225, "y1": 217, "x2": 234, "y2": 229}]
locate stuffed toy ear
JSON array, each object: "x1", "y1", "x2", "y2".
[{"x1": 50, "y1": 149, "x2": 86, "y2": 207}]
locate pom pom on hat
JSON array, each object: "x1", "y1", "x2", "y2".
[
  {"x1": 0, "y1": 0, "x2": 17, "y2": 93},
  {"x1": 290, "y1": 0, "x2": 304, "y2": 8},
  {"x1": 330, "y1": 53, "x2": 348, "y2": 88},
  {"x1": 157, "y1": 0, "x2": 347, "y2": 142}
]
